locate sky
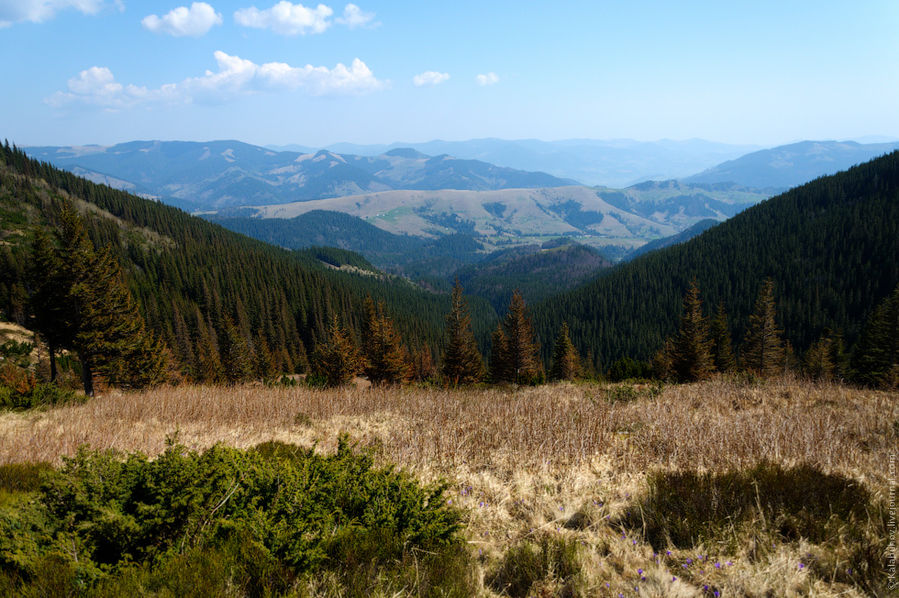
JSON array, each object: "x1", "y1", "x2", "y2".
[{"x1": 1, "y1": 0, "x2": 897, "y2": 148}]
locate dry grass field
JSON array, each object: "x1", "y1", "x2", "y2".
[{"x1": 1, "y1": 376, "x2": 895, "y2": 597}]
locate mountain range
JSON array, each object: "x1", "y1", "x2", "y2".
[
  {"x1": 23, "y1": 140, "x2": 575, "y2": 210},
  {"x1": 268, "y1": 138, "x2": 762, "y2": 187},
  {"x1": 684, "y1": 140, "x2": 899, "y2": 190}
]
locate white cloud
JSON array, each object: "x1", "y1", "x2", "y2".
[
  {"x1": 413, "y1": 71, "x2": 450, "y2": 87},
  {"x1": 46, "y1": 51, "x2": 385, "y2": 109},
  {"x1": 0, "y1": 0, "x2": 105, "y2": 27},
  {"x1": 234, "y1": 1, "x2": 332, "y2": 35},
  {"x1": 336, "y1": 3, "x2": 375, "y2": 29},
  {"x1": 142, "y1": 3, "x2": 223, "y2": 37},
  {"x1": 475, "y1": 72, "x2": 499, "y2": 86}
]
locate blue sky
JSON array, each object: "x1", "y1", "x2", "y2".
[{"x1": 1, "y1": 0, "x2": 897, "y2": 147}]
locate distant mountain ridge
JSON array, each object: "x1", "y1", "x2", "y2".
[
  {"x1": 270, "y1": 138, "x2": 762, "y2": 187},
  {"x1": 684, "y1": 140, "x2": 899, "y2": 190},
  {"x1": 24, "y1": 140, "x2": 577, "y2": 211}
]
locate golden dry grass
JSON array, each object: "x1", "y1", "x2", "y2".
[{"x1": 1, "y1": 376, "x2": 895, "y2": 597}]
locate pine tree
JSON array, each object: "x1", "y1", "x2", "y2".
[
  {"x1": 489, "y1": 324, "x2": 511, "y2": 383},
  {"x1": 412, "y1": 345, "x2": 436, "y2": 382},
  {"x1": 709, "y1": 302, "x2": 736, "y2": 373},
  {"x1": 441, "y1": 281, "x2": 485, "y2": 385},
  {"x1": 652, "y1": 338, "x2": 675, "y2": 380},
  {"x1": 27, "y1": 229, "x2": 74, "y2": 382},
  {"x1": 852, "y1": 284, "x2": 899, "y2": 388},
  {"x1": 220, "y1": 318, "x2": 254, "y2": 385},
  {"x1": 803, "y1": 334, "x2": 834, "y2": 381},
  {"x1": 742, "y1": 278, "x2": 785, "y2": 377},
  {"x1": 50, "y1": 208, "x2": 167, "y2": 394},
  {"x1": 498, "y1": 290, "x2": 543, "y2": 384},
  {"x1": 313, "y1": 315, "x2": 363, "y2": 387},
  {"x1": 549, "y1": 322, "x2": 580, "y2": 381},
  {"x1": 669, "y1": 281, "x2": 714, "y2": 382},
  {"x1": 362, "y1": 296, "x2": 412, "y2": 385}
]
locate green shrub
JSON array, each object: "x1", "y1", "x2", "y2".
[
  {"x1": 0, "y1": 382, "x2": 83, "y2": 410},
  {"x1": 0, "y1": 437, "x2": 471, "y2": 596}
]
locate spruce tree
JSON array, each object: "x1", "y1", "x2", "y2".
[
  {"x1": 313, "y1": 315, "x2": 363, "y2": 387},
  {"x1": 742, "y1": 278, "x2": 785, "y2": 377},
  {"x1": 489, "y1": 324, "x2": 511, "y2": 383},
  {"x1": 441, "y1": 281, "x2": 485, "y2": 385},
  {"x1": 670, "y1": 281, "x2": 714, "y2": 382},
  {"x1": 852, "y1": 284, "x2": 899, "y2": 388},
  {"x1": 362, "y1": 297, "x2": 412, "y2": 385},
  {"x1": 27, "y1": 229, "x2": 74, "y2": 382},
  {"x1": 51, "y1": 208, "x2": 167, "y2": 394},
  {"x1": 220, "y1": 318, "x2": 254, "y2": 385},
  {"x1": 498, "y1": 290, "x2": 543, "y2": 384},
  {"x1": 803, "y1": 334, "x2": 834, "y2": 381},
  {"x1": 709, "y1": 302, "x2": 736, "y2": 373},
  {"x1": 549, "y1": 322, "x2": 580, "y2": 381}
]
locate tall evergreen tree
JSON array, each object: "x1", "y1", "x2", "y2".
[
  {"x1": 742, "y1": 278, "x2": 785, "y2": 377},
  {"x1": 441, "y1": 281, "x2": 485, "y2": 385},
  {"x1": 52, "y1": 208, "x2": 167, "y2": 394},
  {"x1": 803, "y1": 334, "x2": 835, "y2": 381},
  {"x1": 362, "y1": 296, "x2": 412, "y2": 385},
  {"x1": 27, "y1": 229, "x2": 73, "y2": 382},
  {"x1": 669, "y1": 281, "x2": 715, "y2": 382},
  {"x1": 495, "y1": 290, "x2": 543, "y2": 384},
  {"x1": 489, "y1": 324, "x2": 511, "y2": 383},
  {"x1": 852, "y1": 284, "x2": 899, "y2": 388},
  {"x1": 549, "y1": 322, "x2": 580, "y2": 381},
  {"x1": 709, "y1": 302, "x2": 736, "y2": 373},
  {"x1": 312, "y1": 315, "x2": 363, "y2": 387},
  {"x1": 220, "y1": 318, "x2": 254, "y2": 385}
]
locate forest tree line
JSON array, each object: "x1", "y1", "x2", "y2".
[{"x1": 1, "y1": 141, "x2": 897, "y2": 396}]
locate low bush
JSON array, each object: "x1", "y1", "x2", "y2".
[
  {"x1": 0, "y1": 381, "x2": 83, "y2": 410},
  {"x1": 0, "y1": 437, "x2": 473, "y2": 596}
]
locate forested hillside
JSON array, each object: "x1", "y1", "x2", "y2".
[
  {"x1": 0, "y1": 143, "x2": 492, "y2": 383},
  {"x1": 534, "y1": 151, "x2": 899, "y2": 368}
]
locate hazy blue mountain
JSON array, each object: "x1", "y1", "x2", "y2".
[
  {"x1": 683, "y1": 140, "x2": 899, "y2": 190},
  {"x1": 24, "y1": 140, "x2": 576, "y2": 210},
  {"x1": 271, "y1": 138, "x2": 761, "y2": 187}
]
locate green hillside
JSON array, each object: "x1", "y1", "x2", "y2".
[
  {"x1": 0, "y1": 143, "x2": 492, "y2": 382},
  {"x1": 455, "y1": 241, "x2": 612, "y2": 313},
  {"x1": 533, "y1": 151, "x2": 899, "y2": 368}
]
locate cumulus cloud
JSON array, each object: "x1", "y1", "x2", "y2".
[
  {"x1": 46, "y1": 51, "x2": 385, "y2": 109},
  {"x1": 0, "y1": 0, "x2": 105, "y2": 27},
  {"x1": 475, "y1": 72, "x2": 499, "y2": 86},
  {"x1": 234, "y1": 1, "x2": 332, "y2": 35},
  {"x1": 336, "y1": 3, "x2": 375, "y2": 29},
  {"x1": 142, "y1": 3, "x2": 223, "y2": 37},
  {"x1": 413, "y1": 71, "x2": 449, "y2": 87}
]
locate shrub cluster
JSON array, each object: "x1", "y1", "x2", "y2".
[{"x1": 0, "y1": 438, "x2": 473, "y2": 596}]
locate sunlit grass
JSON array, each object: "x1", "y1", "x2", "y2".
[{"x1": 0, "y1": 375, "x2": 894, "y2": 596}]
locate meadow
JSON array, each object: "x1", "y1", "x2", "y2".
[{"x1": 0, "y1": 376, "x2": 895, "y2": 597}]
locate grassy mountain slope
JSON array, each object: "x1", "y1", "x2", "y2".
[{"x1": 533, "y1": 151, "x2": 899, "y2": 367}]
